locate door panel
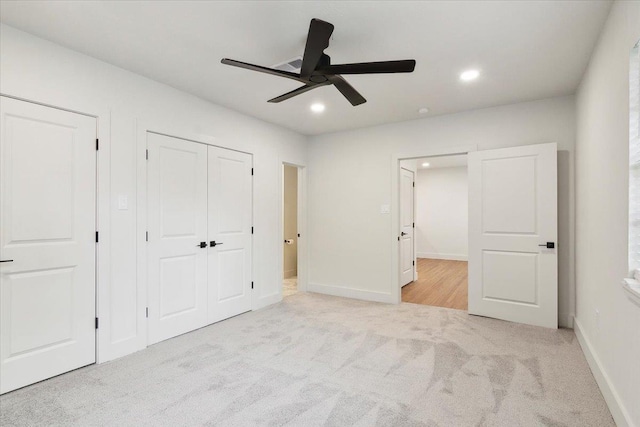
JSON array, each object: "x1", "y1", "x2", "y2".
[
  {"x1": 468, "y1": 143, "x2": 557, "y2": 328},
  {"x1": 0, "y1": 97, "x2": 96, "y2": 394},
  {"x1": 208, "y1": 147, "x2": 252, "y2": 324},
  {"x1": 400, "y1": 168, "x2": 415, "y2": 286},
  {"x1": 147, "y1": 133, "x2": 208, "y2": 344}
]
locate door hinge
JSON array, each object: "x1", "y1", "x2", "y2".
[
  {"x1": 146, "y1": 149, "x2": 149, "y2": 160},
  {"x1": 413, "y1": 260, "x2": 415, "y2": 266},
  {"x1": 412, "y1": 222, "x2": 415, "y2": 228},
  {"x1": 146, "y1": 307, "x2": 149, "y2": 318},
  {"x1": 397, "y1": 236, "x2": 400, "y2": 241},
  {"x1": 146, "y1": 231, "x2": 149, "y2": 242},
  {"x1": 297, "y1": 233, "x2": 300, "y2": 238},
  {"x1": 95, "y1": 231, "x2": 99, "y2": 243},
  {"x1": 251, "y1": 226, "x2": 254, "y2": 234},
  {"x1": 95, "y1": 317, "x2": 99, "y2": 329},
  {"x1": 96, "y1": 138, "x2": 99, "y2": 150},
  {"x1": 251, "y1": 281, "x2": 254, "y2": 289},
  {"x1": 251, "y1": 167, "x2": 254, "y2": 176},
  {"x1": 413, "y1": 181, "x2": 415, "y2": 187}
]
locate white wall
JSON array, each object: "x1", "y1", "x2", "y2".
[
  {"x1": 283, "y1": 165, "x2": 298, "y2": 278},
  {"x1": 0, "y1": 25, "x2": 307, "y2": 362},
  {"x1": 415, "y1": 167, "x2": 468, "y2": 260},
  {"x1": 574, "y1": 1, "x2": 640, "y2": 425},
  {"x1": 308, "y1": 95, "x2": 576, "y2": 326}
]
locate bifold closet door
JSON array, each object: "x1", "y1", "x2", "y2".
[
  {"x1": 147, "y1": 133, "x2": 208, "y2": 345},
  {"x1": 0, "y1": 97, "x2": 96, "y2": 394},
  {"x1": 207, "y1": 146, "x2": 252, "y2": 324}
]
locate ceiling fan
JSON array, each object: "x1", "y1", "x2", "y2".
[{"x1": 221, "y1": 18, "x2": 416, "y2": 106}]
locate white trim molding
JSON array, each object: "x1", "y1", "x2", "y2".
[
  {"x1": 308, "y1": 283, "x2": 394, "y2": 304},
  {"x1": 574, "y1": 318, "x2": 635, "y2": 427},
  {"x1": 416, "y1": 253, "x2": 468, "y2": 261},
  {"x1": 622, "y1": 278, "x2": 640, "y2": 305}
]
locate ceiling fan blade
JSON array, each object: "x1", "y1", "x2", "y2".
[
  {"x1": 221, "y1": 58, "x2": 305, "y2": 83},
  {"x1": 319, "y1": 60, "x2": 416, "y2": 75},
  {"x1": 268, "y1": 83, "x2": 327, "y2": 103},
  {"x1": 300, "y1": 19, "x2": 334, "y2": 79},
  {"x1": 327, "y1": 75, "x2": 366, "y2": 106}
]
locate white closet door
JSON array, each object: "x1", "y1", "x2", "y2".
[
  {"x1": 207, "y1": 146, "x2": 252, "y2": 324},
  {"x1": 147, "y1": 133, "x2": 208, "y2": 345},
  {"x1": 468, "y1": 143, "x2": 558, "y2": 328},
  {"x1": 400, "y1": 168, "x2": 415, "y2": 286},
  {"x1": 0, "y1": 97, "x2": 96, "y2": 394}
]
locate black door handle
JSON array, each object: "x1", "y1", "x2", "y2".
[
  {"x1": 0, "y1": 260, "x2": 13, "y2": 263},
  {"x1": 210, "y1": 241, "x2": 224, "y2": 247},
  {"x1": 197, "y1": 242, "x2": 207, "y2": 248},
  {"x1": 538, "y1": 242, "x2": 555, "y2": 249},
  {"x1": 400, "y1": 232, "x2": 408, "y2": 236}
]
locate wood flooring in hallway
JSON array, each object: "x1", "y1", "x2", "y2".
[{"x1": 401, "y1": 258, "x2": 468, "y2": 310}]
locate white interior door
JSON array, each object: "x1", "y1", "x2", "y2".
[
  {"x1": 400, "y1": 168, "x2": 415, "y2": 286},
  {"x1": 207, "y1": 146, "x2": 252, "y2": 324},
  {"x1": 468, "y1": 143, "x2": 557, "y2": 328},
  {"x1": 0, "y1": 97, "x2": 96, "y2": 394},
  {"x1": 147, "y1": 133, "x2": 208, "y2": 344}
]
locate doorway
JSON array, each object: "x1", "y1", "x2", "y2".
[
  {"x1": 394, "y1": 143, "x2": 558, "y2": 328},
  {"x1": 399, "y1": 155, "x2": 469, "y2": 310},
  {"x1": 282, "y1": 164, "x2": 299, "y2": 297}
]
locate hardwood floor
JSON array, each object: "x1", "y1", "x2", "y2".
[{"x1": 402, "y1": 258, "x2": 468, "y2": 310}]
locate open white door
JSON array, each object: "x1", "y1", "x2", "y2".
[
  {"x1": 0, "y1": 97, "x2": 96, "y2": 393},
  {"x1": 207, "y1": 146, "x2": 252, "y2": 324},
  {"x1": 147, "y1": 133, "x2": 208, "y2": 344},
  {"x1": 468, "y1": 143, "x2": 557, "y2": 328},
  {"x1": 400, "y1": 168, "x2": 415, "y2": 286}
]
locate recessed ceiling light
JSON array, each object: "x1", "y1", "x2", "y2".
[
  {"x1": 418, "y1": 107, "x2": 429, "y2": 114},
  {"x1": 310, "y1": 103, "x2": 325, "y2": 113},
  {"x1": 460, "y1": 69, "x2": 480, "y2": 82},
  {"x1": 422, "y1": 162, "x2": 430, "y2": 167}
]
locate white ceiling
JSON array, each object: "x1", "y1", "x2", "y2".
[{"x1": 0, "y1": 1, "x2": 612, "y2": 136}]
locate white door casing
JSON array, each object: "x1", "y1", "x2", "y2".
[
  {"x1": 468, "y1": 143, "x2": 558, "y2": 328},
  {"x1": 0, "y1": 97, "x2": 97, "y2": 394},
  {"x1": 207, "y1": 146, "x2": 252, "y2": 324},
  {"x1": 146, "y1": 133, "x2": 208, "y2": 345},
  {"x1": 400, "y1": 168, "x2": 415, "y2": 286}
]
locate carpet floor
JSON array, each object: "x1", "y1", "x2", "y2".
[{"x1": 0, "y1": 293, "x2": 612, "y2": 426}]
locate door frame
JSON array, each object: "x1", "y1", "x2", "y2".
[
  {"x1": 0, "y1": 93, "x2": 108, "y2": 363},
  {"x1": 390, "y1": 144, "x2": 477, "y2": 304},
  {"x1": 136, "y1": 121, "x2": 254, "y2": 347},
  {"x1": 279, "y1": 161, "x2": 308, "y2": 296}
]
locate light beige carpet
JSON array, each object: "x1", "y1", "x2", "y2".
[{"x1": 0, "y1": 293, "x2": 612, "y2": 426}]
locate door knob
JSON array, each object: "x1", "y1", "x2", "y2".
[
  {"x1": 197, "y1": 242, "x2": 208, "y2": 248},
  {"x1": 538, "y1": 242, "x2": 555, "y2": 249},
  {"x1": 210, "y1": 241, "x2": 224, "y2": 247},
  {"x1": 401, "y1": 232, "x2": 408, "y2": 236}
]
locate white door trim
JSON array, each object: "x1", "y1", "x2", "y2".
[
  {"x1": 135, "y1": 121, "x2": 255, "y2": 347},
  {"x1": 279, "y1": 162, "x2": 308, "y2": 299},
  {"x1": 390, "y1": 144, "x2": 477, "y2": 304}
]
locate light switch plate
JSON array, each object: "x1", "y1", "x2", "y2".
[{"x1": 118, "y1": 195, "x2": 128, "y2": 210}]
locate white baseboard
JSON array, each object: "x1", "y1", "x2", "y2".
[
  {"x1": 308, "y1": 283, "x2": 393, "y2": 304},
  {"x1": 574, "y1": 318, "x2": 634, "y2": 427},
  {"x1": 416, "y1": 252, "x2": 468, "y2": 261}
]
